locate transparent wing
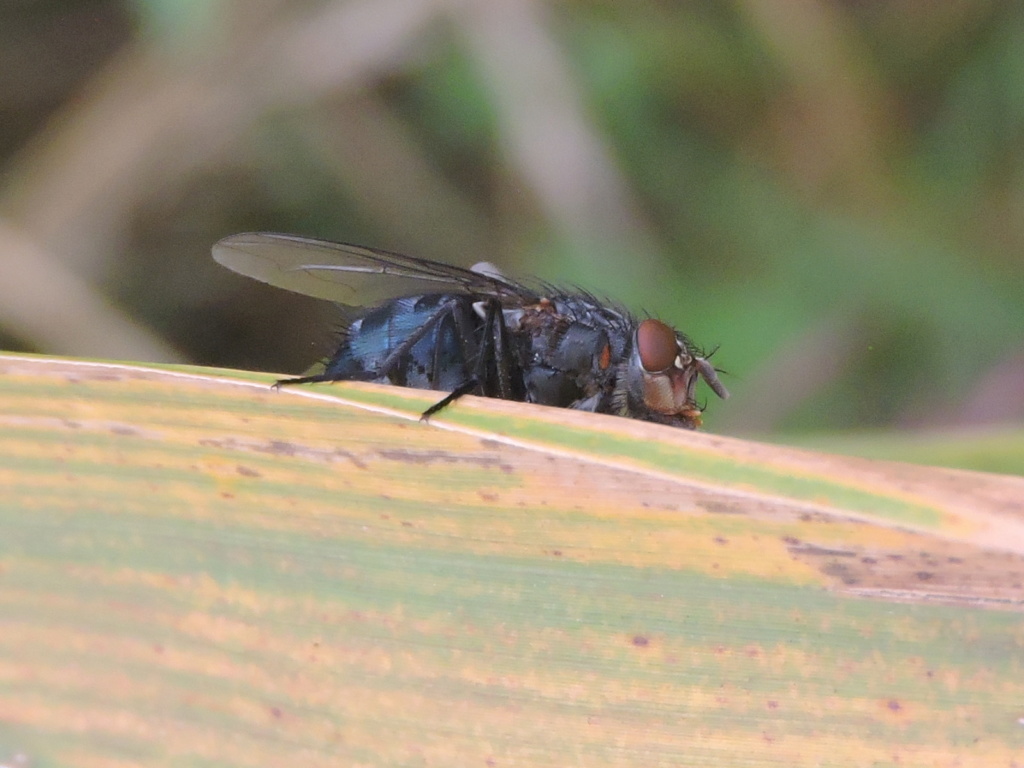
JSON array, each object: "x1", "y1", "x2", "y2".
[{"x1": 212, "y1": 232, "x2": 536, "y2": 306}]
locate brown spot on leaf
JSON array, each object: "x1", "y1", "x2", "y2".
[
  {"x1": 700, "y1": 500, "x2": 744, "y2": 515},
  {"x1": 268, "y1": 440, "x2": 298, "y2": 456},
  {"x1": 822, "y1": 561, "x2": 859, "y2": 585},
  {"x1": 377, "y1": 449, "x2": 507, "y2": 470}
]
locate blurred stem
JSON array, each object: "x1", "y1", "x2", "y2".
[
  {"x1": 451, "y1": 0, "x2": 664, "y2": 279},
  {"x1": 0, "y1": 218, "x2": 184, "y2": 360},
  {"x1": 298, "y1": 93, "x2": 494, "y2": 263}
]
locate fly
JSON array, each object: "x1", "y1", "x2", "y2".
[{"x1": 212, "y1": 232, "x2": 728, "y2": 428}]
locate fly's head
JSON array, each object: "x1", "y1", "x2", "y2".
[{"x1": 618, "y1": 318, "x2": 729, "y2": 429}]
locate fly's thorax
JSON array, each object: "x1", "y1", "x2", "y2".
[
  {"x1": 498, "y1": 297, "x2": 556, "y2": 333},
  {"x1": 498, "y1": 297, "x2": 625, "y2": 409}
]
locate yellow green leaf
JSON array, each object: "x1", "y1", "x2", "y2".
[{"x1": 2, "y1": 353, "x2": 1023, "y2": 767}]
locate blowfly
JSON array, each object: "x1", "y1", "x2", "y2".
[{"x1": 212, "y1": 233, "x2": 728, "y2": 428}]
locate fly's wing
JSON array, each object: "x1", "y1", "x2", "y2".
[{"x1": 212, "y1": 232, "x2": 537, "y2": 306}]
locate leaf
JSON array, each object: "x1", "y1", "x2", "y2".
[{"x1": 2, "y1": 353, "x2": 1023, "y2": 767}]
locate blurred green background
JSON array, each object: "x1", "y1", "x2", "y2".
[{"x1": 1, "y1": 0, "x2": 1022, "y2": 459}]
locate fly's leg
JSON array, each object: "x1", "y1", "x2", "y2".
[
  {"x1": 421, "y1": 298, "x2": 515, "y2": 420},
  {"x1": 275, "y1": 298, "x2": 461, "y2": 388},
  {"x1": 488, "y1": 297, "x2": 519, "y2": 400},
  {"x1": 427, "y1": 302, "x2": 477, "y2": 390},
  {"x1": 272, "y1": 370, "x2": 376, "y2": 388},
  {"x1": 419, "y1": 379, "x2": 481, "y2": 420},
  {"x1": 427, "y1": 311, "x2": 452, "y2": 390}
]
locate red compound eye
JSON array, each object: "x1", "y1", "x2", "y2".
[{"x1": 636, "y1": 319, "x2": 677, "y2": 372}]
